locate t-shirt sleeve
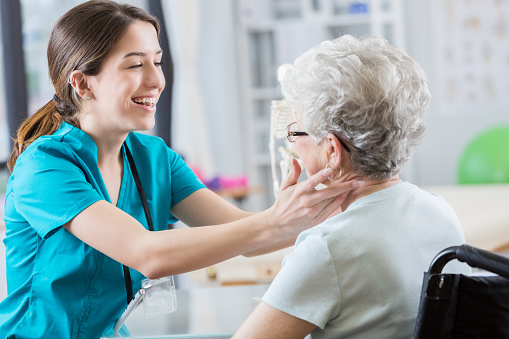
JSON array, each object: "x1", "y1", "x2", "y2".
[
  {"x1": 168, "y1": 148, "x2": 206, "y2": 209},
  {"x1": 262, "y1": 229, "x2": 341, "y2": 329},
  {"x1": 13, "y1": 141, "x2": 103, "y2": 239}
]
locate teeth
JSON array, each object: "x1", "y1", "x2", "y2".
[{"x1": 133, "y1": 97, "x2": 156, "y2": 106}]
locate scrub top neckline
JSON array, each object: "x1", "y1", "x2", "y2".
[{"x1": 60, "y1": 121, "x2": 130, "y2": 208}]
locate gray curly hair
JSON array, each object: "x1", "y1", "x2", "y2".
[{"x1": 281, "y1": 35, "x2": 431, "y2": 180}]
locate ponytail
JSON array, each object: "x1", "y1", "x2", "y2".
[{"x1": 7, "y1": 100, "x2": 63, "y2": 172}]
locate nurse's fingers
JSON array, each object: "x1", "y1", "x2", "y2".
[
  {"x1": 298, "y1": 169, "x2": 362, "y2": 207},
  {"x1": 279, "y1": 158, "x2": 301, "y2": 192},
  {"x1": 311, "y1": 191, "x2": 349, "y2": 223}
]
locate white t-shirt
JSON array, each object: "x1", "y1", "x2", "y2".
[{"x1": 262, "y1": 182, "x2": 471, "y2": 339}]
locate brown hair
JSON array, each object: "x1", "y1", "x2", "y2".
[{"x1": 7, "y1": 0, "x2": 160, "y2": 172}]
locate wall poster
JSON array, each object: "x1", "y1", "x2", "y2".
[{"x1": 431, "y1": 0, "x2": 509, "y2": 115}]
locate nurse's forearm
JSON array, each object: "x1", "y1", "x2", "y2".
[
  {"x1": 139, "y1": 213, "x2": 279, "y2": 278},
  {"x1": 65, "y1": 200, "x2": 280, "y2": 278},
  {"x1": 242, "y1": 236, "x2": 296, "y2": 257},
  {"x1": 170, "y1": 188, "x2": 254, "y2": 227}
]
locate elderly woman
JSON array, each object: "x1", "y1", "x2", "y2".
[{"x1": 234, "y1": 35, "x2": 470, "y2": 339}]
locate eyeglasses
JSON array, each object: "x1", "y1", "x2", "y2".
[
  {"x1": 286, "y1": 122, "x2": 308, "y2": 143},
  {"x1": 286, "y1": 122, "x2": 352, "y2": 152}
]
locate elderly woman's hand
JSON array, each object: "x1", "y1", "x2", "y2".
[{"x1": 267, "y1": 158, "x2": 361, "y2": 239}]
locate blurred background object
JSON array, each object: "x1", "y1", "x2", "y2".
[{"x1": 458, "y1": 125, "x2": 509, "y2": 185}]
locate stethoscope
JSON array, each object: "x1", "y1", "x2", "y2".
[{"x1": 122, "y1": 142, "x2": 154, "y2": 306}]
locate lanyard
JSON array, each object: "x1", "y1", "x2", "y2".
[{"x1": 122, "y1": 142, "x2": 154, "y2": 306}]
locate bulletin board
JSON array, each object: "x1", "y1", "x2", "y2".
[{"x1": 431, "y1": 0, "x2": 509, "y2": 116}]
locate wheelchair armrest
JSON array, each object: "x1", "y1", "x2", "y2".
[{"x1": 429, "y1": 244, "x2": 509, "y2": 279}]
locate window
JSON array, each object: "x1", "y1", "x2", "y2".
[{"x1": 0, "y1": 14, "x2": 8, "y2": 165}]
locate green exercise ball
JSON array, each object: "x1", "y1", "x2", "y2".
[{"x1": 458, "y1": 126, "x2": 509, "y2": 184}]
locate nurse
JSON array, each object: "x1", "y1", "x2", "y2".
[{"x1": 0, "y1": 1, "x2": 359, "y2": 338}]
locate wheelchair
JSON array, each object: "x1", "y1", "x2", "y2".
[{"x1": 414, "y1": 244, "x2": 509, "y2": 338}]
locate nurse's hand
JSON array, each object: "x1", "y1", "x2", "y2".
[{"x1": 266, "y1": 158, "x2": 360, "y2": 239}]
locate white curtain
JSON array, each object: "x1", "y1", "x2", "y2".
[{"x1": 164, "y1": 0, "x2": 215, "y2": 178}]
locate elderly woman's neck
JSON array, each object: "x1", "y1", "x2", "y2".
[{"x1": 335, "y1": 173, "x2": 402, "y2": 211}]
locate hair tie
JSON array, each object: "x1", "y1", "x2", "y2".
[{"x1": 53, "y1": 94, "x2": 62, "y2": 105}]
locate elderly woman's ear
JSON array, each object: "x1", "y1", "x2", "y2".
[{"x1": 325, "y1": 132, "x2": 344, "y2": 169}]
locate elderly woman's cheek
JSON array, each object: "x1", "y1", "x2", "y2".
[
  {"x1": 294, "y1": 140, "x2": 310, "y2": 170},
  {"x1": 295, "y1": 141, "x2": 319, "y2": 177},
  {"x1": 294, "y1": 140, "x2": 303, "y2": 159}
]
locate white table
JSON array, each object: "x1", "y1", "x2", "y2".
[{"x1": 423, "y1": 184, "x2": 509, "y2": 253}]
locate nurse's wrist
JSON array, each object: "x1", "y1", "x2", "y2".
[{"x1": 257, "y1": 206, "x2": 291, "y2": 242}]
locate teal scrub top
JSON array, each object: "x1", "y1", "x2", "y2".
[{"x1": 0, "y1": 122, "x2": 206, "y2": 338}]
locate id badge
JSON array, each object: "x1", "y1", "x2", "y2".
[{"x1": 141, "y1": 276, "x2": 177, "y2": 319}]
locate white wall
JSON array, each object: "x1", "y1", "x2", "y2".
[
  {"x1": 197, "y1": 0, "x2": 244, "y2": 177},
  {"x1": 168, "y1": 0, "x2": 245, "y2": 179},
  {"x1": 403, "y1": 0, "x2": 509, "y2": 186},
  {"x1": 192, "y1": 0, "x2": 509, "y2": 188}
]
